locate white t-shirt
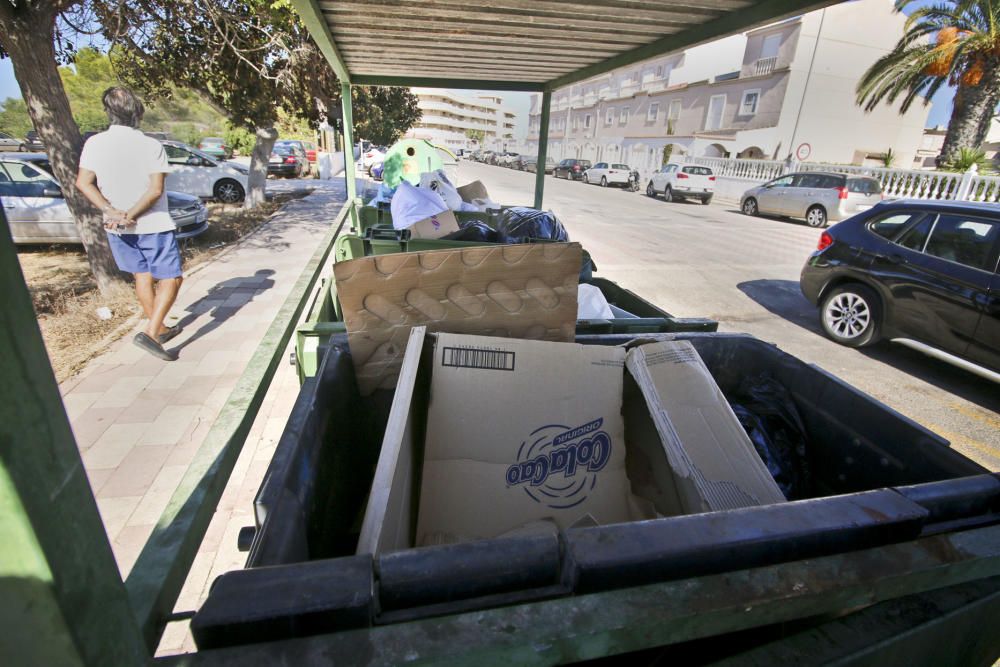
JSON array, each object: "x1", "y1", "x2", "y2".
[{"x1": 79, "y1": 125, "x2": 174, "y2": 235}]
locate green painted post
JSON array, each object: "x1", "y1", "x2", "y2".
[
  {"x1": 341, "y1": 82, "x2": 359, "y2": 227},
  {"x1": 0, "y1": 211, "x2": 147, "y2": 665},
  {"x1": 533, "y1": 91, "x2": 552, "y2": 210}
]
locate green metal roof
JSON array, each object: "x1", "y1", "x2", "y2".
[{"x1": 293, "y1": 0, "x2": 841, "y2": 92}]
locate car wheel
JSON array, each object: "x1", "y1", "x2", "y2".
[
  {"x1": 584, "y1": 174, "x2": 589, "y2": 184},
  {"x1": 214, "y1": 179, "x2": 245, "y2": 203},
  {"x1": 663, "y1": 186, "x2": 673, "y2": 203},
  {"x1": 701, "y1": 196, "x2": 712, "y2": 205},
  {"x1": 646, "y1": 181, "x2": 656, "y2": 198},
  {"x1": 821, "y1": 284, "x2": 881, "y2": 348},
  {"x1": 806, "y1": 205, "x2": 827, "y2": 228},
  {"x1": 601, "y1": 176, "x2": 608, "y2": 187},
  {"x1": 742, "y1": 197, "x2": 758, "y2": 216}
]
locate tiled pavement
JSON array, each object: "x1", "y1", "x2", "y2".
[{"x1": 59, "y1": 179, "x2": 350, "y2": 654}]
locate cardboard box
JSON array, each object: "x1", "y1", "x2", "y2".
[
  {"x1": 357, "y1": 330, "x2": 784, "y2": 556},
  {"x1": 456, "y1": 180, "x2": 490, "y2": 203},
  {"x1": 626, "y1": 340, "x2": 786, "y2": 513},
  {"x1": 407, "y1": 208, "x2": 460, "y2": 240}
]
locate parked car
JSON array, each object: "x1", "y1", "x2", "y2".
[
  {"x1": 497, "y1": 152, "x2": 520, "y2": 167},
  {"x1": 647, "y1": 163, "x2": 715, "y2": 204},
  {"x1": 24, "y1": 131, "x2": 45, "y2": 152},
  {"x1": 799, "y1": 199, "x2": 999, "y2": 377},
  {"x1": 198, "y1": 137, "x2": 233, "y2": 160},
  {"x1": 553, "y1": 158, "x2": 592, "y2": 180},
  {"x1": 162, "y1": 140, "x2": 248, "y2": 203},
  {"x1": 583, "y1": 162, "x2": 632, "y2": 187},
  {"x1": 741, "y1": 172, "x2": 883, "y2": 228},
  {"x1": 0, "y1": 131, "x2": 27, "y2": 152},
  {"x1": 524, "y1": 156, "x2": 556, "y2": 174},
  {"x1": 359, "y1": 146, "x2": 385, "y2": 169},
  {"x1": 267, "y1": 143, "x2": 310, "y2": 178},
  {"x1": 276, "y1": 140, "x2": 318, "y2": 164},
  {"x1": 0, "y1": 152, "x2": 209, "y2": 244}
]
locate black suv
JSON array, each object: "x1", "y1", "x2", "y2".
[
  {"x1": 553, "y1": 159, "x2": 592, "y2": 181},
  {"x1": 800, "y1": 200, "x2": 999, "y2": 376}
]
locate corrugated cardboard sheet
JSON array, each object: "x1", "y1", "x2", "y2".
[{"x1": 334, "y1": 243, "x2": 582, "y2": 395}]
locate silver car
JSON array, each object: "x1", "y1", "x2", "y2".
[
  {"x1": 0, "y1": 131, "x2": 27, "y2": 152},
  {"x1": 740, "y1": 172, "x2": 883, "y2": 227},
  {"x1": 1, "y1": 152, "x2": 208, "y2": 244}
]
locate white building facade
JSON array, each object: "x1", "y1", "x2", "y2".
[
  {"x1": 405, "y1": 88, "x2": 517, "y2": 152},
  {"x1": 526, "y1": 0, "x2": 930, "y2": 175}
]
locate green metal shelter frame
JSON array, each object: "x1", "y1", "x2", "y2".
[{"x1": 14, "y1": 1, "x2": 997, "y2": 664}]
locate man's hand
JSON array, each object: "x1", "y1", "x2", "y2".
[{"x1": 103, "y1": 208, "x2": 136, "y2": 231}]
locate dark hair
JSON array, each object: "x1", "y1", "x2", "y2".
[{"x1": 102, "y1": 87, "x2": 144, "y2": 128}]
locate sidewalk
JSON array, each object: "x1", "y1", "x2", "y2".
[{"x1": 62, "y1": 180, "x2": 346, "y2": 594}]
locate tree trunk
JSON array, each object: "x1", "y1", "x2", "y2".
[
  {"x1": 1, "y1": 6, "x2": 123, "y2": 294},
  {"x1": 244, "y1": 127, "x2": 277, "y2": 209},
  {"x1": 939, "y1": 60, "x2": 1000, "y2": 166}
]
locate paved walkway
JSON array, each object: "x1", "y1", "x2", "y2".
[{"x1": 60, "y1": 179, "x2": 348, "y2": 653}]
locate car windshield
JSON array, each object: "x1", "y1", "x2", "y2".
[
  {"x1": 682, "y1": 166, "x2": 712, "y2": 175},
  {"x1": 612, "y1": 164, "x2": 630, "y2": 170}
]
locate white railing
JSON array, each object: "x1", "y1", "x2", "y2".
[
  {"x1": 754, "y1": 56, "x2": 777, "y2": 76},
  {"x1": 679, "y1": 156, "x2": 997, "y2": 203}
]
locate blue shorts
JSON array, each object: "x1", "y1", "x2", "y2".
[{"x1": 107, "y1": 231, "x2": 183, "y2": 279}]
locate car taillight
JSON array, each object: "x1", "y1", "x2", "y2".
[
  {"x1": 285, "y1": 156, "x2": 296, "y2": 164},
  {"x1": 836, "y1": 186, "x2": 848, "y2": 199},
  {"x1": 677, "y1": 172, "x2": 689, "y2": 179},
  {"x1": 573, "y1": 165, "x2": 580, "y2": 171},
  {"x1": 817, "y1": 231, "x2": 834, "y2": 251},
  {"x1": 708, "y1": 176, "x2": 716, "y2": 181},
  {"x1": 365, "y1": 152, "x2": 373, "y2": 158}
]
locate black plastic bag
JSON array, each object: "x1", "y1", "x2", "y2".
[
  {"x1": 441, "y1": 220, "x2": 498, "y2": 243},
  {"x1": 496, "y1": 207, "x2": 568, "y2": 244},
  {"x1": 729, "y1": 375, "x2": 811, "y2": 500}
]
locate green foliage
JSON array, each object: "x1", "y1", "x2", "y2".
[
  {"x1": 465, "y1": 128, "x2": 486, "y2": 143},
  {"x1": 880, "y1": 147, "x2": 897, "y2": 168},
  {"x1": 942, "y1": 146, "x2": 992, "y2": 172},
  {"x1": 0, "y1": 97, "x2": 32, "y2": 137},
  {"x1": 223, "y1": 125, "x2": 256, "y2": 155},
  {"x1": 662, "y1": 143, "x2": 673, "y2": 165}
]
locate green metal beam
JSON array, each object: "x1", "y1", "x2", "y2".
[
  {"x1": 341, "y1": 83, "x2": 359, "y2": 227},
  {"x1": 288, "y1": 0, "x2": 351, "y2": 84},
  {"x1": 0, "y1": 212, "x2": 147, "y2": 665},
  {"x1": 544, "y1": 0, "x2": 840, "y2": 91},
  {"x1": 157, "y1": 523, "x2": 1000, "y2": 666},
  {"x1": 125, "y1": 202, "x2": 351, "y2": 651},
  {"x1": 533, "y1": 90, "x2": 552, "y2": 209},
  {"x1": 351, "y1": 75, "x2": 545, "y2": 92}
]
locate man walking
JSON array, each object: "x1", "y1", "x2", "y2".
[{"x1": 76, "y1": 87, "x2": 182, "y2": 361}]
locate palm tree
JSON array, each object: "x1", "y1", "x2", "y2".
[{"x1": 856, "y1": 0, "x2": 1000, "y2": 166}]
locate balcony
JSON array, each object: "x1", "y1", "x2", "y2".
[{"x1": 754, "y1": 56, "x2": 777, "y2": 76}]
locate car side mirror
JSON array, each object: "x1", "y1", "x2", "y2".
[{"x1": 42, "y1": 186, "x2": 63, "y2": 198}]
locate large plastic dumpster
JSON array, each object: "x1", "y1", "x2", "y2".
[
  {"x1": 293, "y1": 230, "x2": 717, "y2": 381},
  {"x1": 192, "y1": 331, "x2": 999, "y2": 660}
]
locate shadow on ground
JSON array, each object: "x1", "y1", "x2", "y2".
[
  {"x1": 171, "y1": 269, "x2": 276, "y2": 352},
  {"x1": 738, "y1": 278, "x2": 1000, "y2": 413}
]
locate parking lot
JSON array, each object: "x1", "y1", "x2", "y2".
[{"x1": 457, "y1": 159, "x2": 1000, "y2": 471}]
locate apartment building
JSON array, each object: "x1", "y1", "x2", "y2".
[
  {"x1": 404, "y1": 88, "x2": 517, "y2": 152},
  {"x1": 526, "y1": 0, "x2": 929, "y2": 175}
]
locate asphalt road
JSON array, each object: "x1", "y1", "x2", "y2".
[{"x1": 454, "y1": 160, "x2": 1000, "y2": 471}]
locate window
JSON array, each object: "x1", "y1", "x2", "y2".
[
  {"x1": 848, "y1": 178, "x2": 883, "y2": 195},
  {"x1": 584, "y1": 114, "x2": 592, "y2": 128},
  {"x1": 0, "y1": 160, "x2": 59, "y2": 197},
  {"x1": 619, "y1": 108, "x2": 630, "y2": 125},
  {"x1": 922, "y1": 215, "x2": 1000, "y2": 271},
  {"x1": 869, "y1": 212, "x2": 924, "y2": 240},
  {"x1": 655, "y1": 66, "x2": 662, "y2": 77},
  {"x1": 667, "y1": 100, "x2": 682, "y2": 122},
  {"x1": 897, "y1": 216, "x2": 934, "y2": 252},
  {"x1": 606, "y1": 107, "x2": 615, "y2": 125},
  {"x1": 705, "y1": 94, "x2": 726, "y2": 131},
  {"x1": 612, "y1": 163, "x2": 630, "y2": 170},
  {"x1": 740, "y1": 90, "x2": 760, "y2": 116},
  {"x1": 761, "y1": 33, "x2": 782, "y2": 59},
  {"x1": 573, "y1": 116, "x2": 579, "y2": 130},
  {"x1": 595, "y1": 163, "x2": 606, "y2": 169},
  {"x1": 164, "y1": 144, "x2": 196, "y2": 165},
  {"x1": 767, "y1": 175, "x2": 794, "y2": 188},
  {"x1": 647, "y1": 103, "x2": 659, "y2": 122},
  {"x1": 662, "y1": 164, "x2": 677, "y2": 173}
]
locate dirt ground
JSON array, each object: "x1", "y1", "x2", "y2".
[{"x1": 17, "y1": 191, "x2": 309, "y2": 382}]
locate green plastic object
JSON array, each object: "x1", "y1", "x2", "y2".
[{"x1": 381, "y1": 139, "x2": 445, "y2": 187}]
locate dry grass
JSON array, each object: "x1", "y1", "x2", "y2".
[{"x1": 17, "y1": 190, "x2": 309, "y2": 383}]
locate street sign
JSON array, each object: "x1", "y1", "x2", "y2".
[{"x1": 796, "y1": 143, "x2": 812, "y2": 161}]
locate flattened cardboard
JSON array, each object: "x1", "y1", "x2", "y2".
[
  {"x1": 416, "y1": 333, "x2": 635, "y2": 544},
  {"x1": 334, "y1": 243, "x2": 582, "y2": 395},
  {"x1": 408, "y1": 208, "x2": 460, "y2": 240},
  {"x1": 456, "y1": 180, "x2": 490, "y2": 203},
  {"x1": 625, "y1": 340, "x2": 786, "y2": 513}
]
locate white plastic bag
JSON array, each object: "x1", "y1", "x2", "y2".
[
  {"x1": 418, "y1": 169, "x2": 464, "y2": 210},
  {"x1": 390, "y1": 180, "x2": 449, "y2": 230},
  {"x1": 578, "y1": 283, "x2": 614, "y2": 319}
]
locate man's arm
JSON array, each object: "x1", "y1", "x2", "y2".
[
  {"x1": 125, "y1": 172, "x2": 166, "y2": 222},
  {"x1": 75, "y1": 168, "x2": 123, "y2": 217}
]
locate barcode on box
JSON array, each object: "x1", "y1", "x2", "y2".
[{"x1": 442, "y1": 346, "x2": 515, "y2": 371}]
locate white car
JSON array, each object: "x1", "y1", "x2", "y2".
[
  {"x1": 647, "y1": 163, "x2": 715, "y2": 204},
  {"x1": 358, "y1": 146, "x2": 384, "y2": 169},
  {"x1": 0, "y1": 152, "x2": 208, "y2": 244},
  {"x1": 583, "y1": 162, "x2": 631, "y2": 187},
  {"x1": 162, "y1": 141, "x2": 249, "y2": 203}
]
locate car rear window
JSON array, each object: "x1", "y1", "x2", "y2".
[
  {"x1": 681, "y1": 166, "x2": 712, "y2": 175},
  {"x1": 273, "y1": 145, "x2": 295, "y2": 155},
  {"x1": 612, "y1": 164, "x2": 630, "y2": 170},
  {"x1": 848, "y1": 178, "x2": 882, "y2": 195}
]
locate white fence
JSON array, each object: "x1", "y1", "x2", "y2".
[{"x1": 682, "y1": 156, "x2": 1000, "y2": 204}]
